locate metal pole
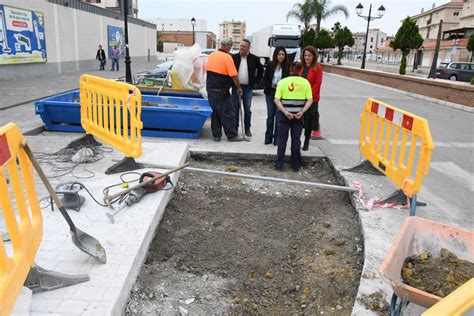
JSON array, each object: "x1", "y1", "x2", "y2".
[
  {"x1": 133, "y1": 162, "x2": 358, "y2": 193},
  {"x1": 192, "y1": 24, "x2": 195, "y2": 45},
  {"x1": 428, "y1": 19, "x2": 443, "y2": 79},
  {"x1": 123, "y1": 0, "x2": 132, "y2": 83},
  {"x1": 361, "y1": 4, "x2": 372, "y2": 70}
]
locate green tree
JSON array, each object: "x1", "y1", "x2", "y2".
[
  {"x1": 467, "y1": 34, "x2": 474, "y2": 62},
  {"x1": 310, "y1": 0, "x2": 349, "y2": 34},
  {"x1": 302, "y1": 28, "x2": 317, "y2": 48},
  {"x1": 287, "y1": 1, "x2": 313, "y2": 32},
  {"x1": 390, "y1": 17, "x2": 423, "y2": 75},
  {"x1": 313, "y1": 29, "x2": 333, "y2": 61},
  {"x1": 333, "y1": 23, "x2": 354, "y2": 65}
]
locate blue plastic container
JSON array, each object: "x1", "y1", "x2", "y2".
[{"x1": 35, "y1": 90, "x2": 212, "y2": 139}]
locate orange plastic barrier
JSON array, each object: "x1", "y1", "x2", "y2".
[
  {"x1": 0, "y1": 123, "x2": 43, "y2": 316},
  {"x1": 359, "y1": 98, "x2": 434, "y2": 197},
  {"x1": 80, "y1": 75, "x2": 143, "y2": 158}
]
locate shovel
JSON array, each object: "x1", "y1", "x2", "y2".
[{"x1": 23, "y1": 143, "x2": 107, "y2": 264}]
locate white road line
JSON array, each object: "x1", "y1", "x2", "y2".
[
  {"x1": 328, "y1": 139, "x2": 474, "y2": 148},
  {"x1": 430, "y1": 162, "x2": 474, "y2": 192},
  {"x1": 322, "y1": 95, "x2": 412, "y2": 100}
]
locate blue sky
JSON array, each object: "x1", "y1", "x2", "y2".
[{"x1": 138, "y1": 0, "x2": 449, "y2": 36}]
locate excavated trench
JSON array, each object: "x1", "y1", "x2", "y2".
[{"x1": 126, "y1": 154, "x2": 364, "y2": 315}]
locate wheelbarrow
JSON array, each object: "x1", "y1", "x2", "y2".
[{"x1": 379, "y1": 216, "x2": 474, "y2": 315}]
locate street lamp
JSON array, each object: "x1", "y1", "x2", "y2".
[
  {"x1": 123, "y1": 0, "x2": 132, "y2": 83},
  {"x1": 355, "y1": 3, "x2": 385, "y2": 69},
  {"x1": 191, "y1": 17, "x2": 196, "y2": 45}
]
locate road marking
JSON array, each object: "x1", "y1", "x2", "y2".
[
  {"x1": 430, "y1": 162, "x2": 474, "y2": 192},
  {"x1": 328, "y1": 139, "x2": 474, "y2": 148}
]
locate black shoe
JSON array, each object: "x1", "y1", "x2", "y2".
[
  {"x1": 274, "y1": 165, "x2": 283, "y2": 171},
  {"x1": 228, "y1": 136, "x2": 245, "y2": 142},
  {"x1": 264, "y1": 140, "x2": 272, "y2": 145},
  {"x1": 292, "y1": 167, "x2": 300, "y2": 172},
  {"x1": 302, "y1": 144, "x2": 309, "y2": 151},
  {"x1": 245, "y1": 129, "x2": 252, "y2": 137},
  {"x1": 213, "y1": 136, "x2": 221, "y2": 142}
]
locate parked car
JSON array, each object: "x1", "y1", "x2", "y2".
[
  {"x1": 435, "y1": 62, "x2": 474, "y2": 82},
  {"x1": 149, "y1": 60, "x2": 174, "y2": 78}
]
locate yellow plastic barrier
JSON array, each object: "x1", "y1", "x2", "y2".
[
  {"x1": 359, "y1": 98, "x2": 434, "y2": 197},
  {"x1": 422, "y1": 278, "x2": 474, "y2": 315},
  {"x1": 0, "y1": 123, "x2": 43, "y2": 316},
  {"x1": 80, "y1": 74, "x2": 143, "y2": 158}
]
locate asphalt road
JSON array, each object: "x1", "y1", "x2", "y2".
[{"x1": 318, "y1": 72, "x2": 473, "y2": 230}]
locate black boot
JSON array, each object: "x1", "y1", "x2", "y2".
[{"x1": 302, "y1": 137, "x2": 309, "y2": 151}]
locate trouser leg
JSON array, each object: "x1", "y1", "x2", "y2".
[
  {"x1": 275, "y1": 111, "x2": 290, "y2": 168},
  {"x1": 290, "y1": 119, "x2": 303, "y2": 170},
  {"x1": 265, "y1": 94, "x2": 276, "y2": 143},
  {"x1": 242, "y1": 86, "x2": 253, "y2": 130},
  {"x1": 207, "y1": 91, "x2": 223, "y2": 137},
  {"x1": 221, "y1": 94, "x2": 238, "y2": 138}
]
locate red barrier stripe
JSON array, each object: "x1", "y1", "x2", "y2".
[
  {"x1": 0, "y1": 134, "x2": 11, "y2": 168},
  {"x1": 371, "y1": 101, "x2": 379, "y2": 114},
  {"x1": 385, "y1": 108, "x2": 394, "y2": 121},
  {"x1": 402, "y1": 115, "x2": 414, "y2": 131}
]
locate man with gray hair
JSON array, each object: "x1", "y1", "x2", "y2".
[
  {"x1": 206, "y1": 38, "x2": 245, "y2": 142},
  {"x1": 232, "y1": 39, "x2": 264, "y2": 137}
]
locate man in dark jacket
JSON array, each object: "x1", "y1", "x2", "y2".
[
  {"x1": 96, "y1": 45, "x2": 106, "y2": 70},
  {"x1": 231, "y1": 39, "x2": 264, "y2": 137}
]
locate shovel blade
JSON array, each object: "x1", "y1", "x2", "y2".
[{"x1": 72, "y1": 228, "x2": 107, "y2": 263}]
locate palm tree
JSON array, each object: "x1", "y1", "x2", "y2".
[
  {"x1": 310, "y1": 0, "x2": 349, "y2": 34},
  {"x1": 286, "y1": 1, "x2": 312, "y2": 32}
]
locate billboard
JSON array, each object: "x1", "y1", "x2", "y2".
[
  {"x1": 0, "y1": 5, "x2": 47, "y2": 65},
  {"x1": 107, "y1": 25, "x2": 124, "y2": 58}
]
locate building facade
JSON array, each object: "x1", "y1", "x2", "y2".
[
  {"x1": 159, "y1": 31, "x2": 217, "y2": 53},
  {"x1": 84, "y1": 0, "x2": 138, "y2": 18},
  {"x1": 410, "y1": 1, "x2": 463, "y2": 40},
  {"x1": 218, "y1": 20, "x2": 246, "y2": 50}
]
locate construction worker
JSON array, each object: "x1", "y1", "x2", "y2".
[
  {"x1": 206, "y1": 38, "x2": 245, "y2": 142},
  {"x1": 273, "y1": 61, "x2": 313, "y2": 172}
]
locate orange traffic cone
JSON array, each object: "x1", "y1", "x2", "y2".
[{"x1": 311, "y1": 125, "x2": 322, "y2": 139}]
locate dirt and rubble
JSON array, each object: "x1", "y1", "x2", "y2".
[
  {"x1": 402, "y1": 248, "x2": 474, "y2": 298},
  {"x1": 125, "y1": 156, "x2": 364, "y2": 315}
]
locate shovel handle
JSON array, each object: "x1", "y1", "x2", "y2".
[
  {"x1": 23, "y1": 142, "x2": 76, "y2": 230},
  {"x1": 104, "y1": 162, "x2": 190, "y2": 203}
]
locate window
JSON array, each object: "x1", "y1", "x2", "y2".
[
  {"x1": 453, "y1": 11, "x2": 460, "y2": 16},
  {"x1": 449, "y1": 63, "x2": 459, "y2": 69},
  {"x1": 370, "y1": 37, "x2": 373, "y2": 42}
]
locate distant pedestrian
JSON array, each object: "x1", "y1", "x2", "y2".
[
  {"x1": 206, "y1": 38, "x2": 245, "y2": 142},
  {"x1": 263, "y1": 47, "x2": 289, "y2": 145},
  {"x1": 110, "y1": 45, "x2": 121, "y2": 71},
  {"x1": 274, "y1": 61, "x2": 313, "y2": 172},
  {"x1": 231, "y1": 39, "x2": 264, "y2": 137},
  {"x1": 299, "y1": 45, "x2": 323, "y2": 150},
  {"x1": 96, "y1": 45, "x2": 106, "y2": 70}
]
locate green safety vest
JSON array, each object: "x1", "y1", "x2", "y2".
[{"x1": 275, "y1": 76, "x2": 312, "y2": 113}]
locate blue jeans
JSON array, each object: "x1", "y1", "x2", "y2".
[
  {"x1": 275, "y1": 111, "x2": 303, "y2": 170},
  {"x1": 231, "y1": 85, "x2": 253, "y2": 130},
  {"x1": 265, "y1": 93, "x2": 278, "y2": 144},
  {"x1": 111, "y1": 58, "x2": 119, "y2": 71}
]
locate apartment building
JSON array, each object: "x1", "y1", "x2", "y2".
[{"x1": 219, "y1": 20, "x2": 246, "y2": 50}]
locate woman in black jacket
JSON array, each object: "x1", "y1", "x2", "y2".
[{"x1": 263, "y1": 47, "x2": 289, "y2": 145}]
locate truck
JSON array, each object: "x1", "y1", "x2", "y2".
[{"x1": 251, "y1": 24, "x2": 302, "y2": 65}]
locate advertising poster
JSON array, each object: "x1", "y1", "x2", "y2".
[
  {"x1": 107, "y1": 25, "x2": 124, "y2": 58},
  {"x1": 0, "y1": 5, "x2": 47, "y2": 65}
]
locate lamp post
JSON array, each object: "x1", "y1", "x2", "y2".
[
  {"x1": 355, "y1": 3, "x2": 385, "y2": 69},
  {"x1": 122, "y1": 0, "x2": 132, "y2": 83},
  {"x1": 191, "y1": 17, "x2": 196, "y2": 45}
]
